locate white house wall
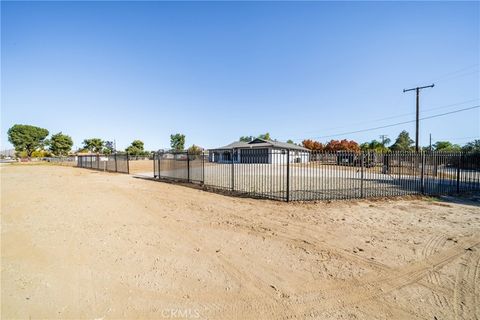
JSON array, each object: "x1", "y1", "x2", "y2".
[
  {"x1": 210, "y1": 148, "x2": 310, "y2": 164},
  {"x1": 269, "y1": 148, "x2": 309, "y2": 164}
]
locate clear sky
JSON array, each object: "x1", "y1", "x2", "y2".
[{"x1": 2, "y1": 1, "x2": 479, "y2": 151}]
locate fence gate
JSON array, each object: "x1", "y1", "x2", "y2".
[
  {"x1": 77, "y1": 153, "x2": 129, "y2": 174},
  {"x1": 154, "y1": 151, "x2": 205, "y2": 183}
]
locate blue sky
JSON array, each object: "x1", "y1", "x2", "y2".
[{"x1": 1, "y1": 1, "x2": 479, "y2": 151}]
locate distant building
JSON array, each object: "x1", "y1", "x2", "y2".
[
  {"x1": 0, "y1": 149, "x2": 16, "y2": 158},
  {"x1": 209, "y1": 138, "x2": 309, "y2": 164}
]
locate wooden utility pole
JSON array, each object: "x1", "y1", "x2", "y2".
[
  {"x1": 403, "y1": 84, "x2": 435, "y2": 152},
  {"x1": 379, "y1": 134, "x2": 388, "y2": 147}
]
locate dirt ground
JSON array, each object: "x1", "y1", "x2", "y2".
[
  {"x1": 129, "y1": 159, "x2": 154, "y2": 175},
  {"x1": 1, "y1": 164, "x2": 479, "y2": 319}
]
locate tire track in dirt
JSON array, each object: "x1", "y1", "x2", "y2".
[
  {"x1": 284, "y1": 236, "x2": 479, "y2": 319},
  {"x1": 476, "y1": 252, "x2": 480, "y2": 319},
  {"x1": 172, "y1": 236, "x2": 480, "y2": 319},
  {"x1": 453, "y1": 246, "x2": 480, "y2": 320},
  {"x1": 124, "y1": 206, "x2": 478, "y2": 320},
  {"x1": 111, "y1": 179, "x2": 479, "y2": 318},
  {"x1": 199, "y1": 207, "x2": 468, "y2": 319},
  {"x1": 476, "y1": 254, "x2": 480, "y2": 319},
  {"x1": 168, "y1": 229, "x2": 480, "y2": 319},
  {"x1": 421, "y1": 234, "x2": 451, "y2": 309},
  {"x1": 222, "y1": 210, "x2": 392, "y2": 273},
  {"x1": 226, "y1": 207, "x2": 462, "y2": 295}
]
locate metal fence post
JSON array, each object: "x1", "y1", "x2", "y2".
[
  {"x1": 456, "y1": 153, "x2": 461, "y2": 194},
  {"x1": 152, "y1": 153, "x2": 156, "y2": 178},
  {"x1": 231, "y1": 148, "x2": 234, "y2": 191},
  {"x1": 187, "y1": 151, "x2": 190, "y2": 182},
  {"x1": 97, "y1": 154, "x2": 100, "y2": 170},
  {"x1": 126, "y1": 152, "x2": 130, "y2": 174},
  {"x1": 286, "y1": 149, "x2": 290, "y2": 202},
  {"x1": 202, "y1": 150, "x2": 205, "y2": 184},
  {"x1": 360, "y1": 152, "x2": 364, "y2": 198},
  {"x1": 114, "y1": 152, "x2": 118, "y2": 172},
  {"x1": 420, "y1": 152, "x2": 425, "y2": 195},
  {"x1": 158, "y1": 152, "x2": 161, "y2": 179}
]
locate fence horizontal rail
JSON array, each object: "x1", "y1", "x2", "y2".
[
  {"x1": 152, "y1": 150, "x2": 480, "y2": 202},
  {"x1": 77, "y1": 153, "x2": 129, "y2": 174}
]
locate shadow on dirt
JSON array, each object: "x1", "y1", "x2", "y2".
[
  {"x1": 132, "y1": 175, "x2": 480, "y2": 207},
  {"x1": 436, "y1": 193, "x2": 480, "y2": 208}
]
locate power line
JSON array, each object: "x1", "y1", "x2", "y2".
[
  {"x1": 298, "y1": 98, "x2": 478, "y2": 135},
  {"x1": 422, "y1": 98, "x2": 479, "y2": 113},
  {"x1": 425, "y1": 63, "x2": 479, "y2": 84},
  {"x1": 298, "y1": 105, "x2": 479, "y2": 141},
  {"x1": 435, "y1": 70, "x2": 479, "y2": 84}
]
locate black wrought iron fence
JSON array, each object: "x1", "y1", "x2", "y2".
[
  {"x1": 152, "y1": 150, "x2": 480, "y2": 202},
  {"x1": 77, "y1": 153, "x2": 129, "y2": 174},
  {"x1": 44, "y1": 156, "x2": 77, "y2": 166}
]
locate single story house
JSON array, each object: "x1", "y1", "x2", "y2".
[{"x1": 209, "y1": 138, "x2": 310, "y2": 164}]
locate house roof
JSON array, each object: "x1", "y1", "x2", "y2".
[
  {"x1": 212, "y1": 138, "x2": 309, "y2": 151},
  {"x1": 215, "y1": 141, "x2": 250, "y2": 149}
]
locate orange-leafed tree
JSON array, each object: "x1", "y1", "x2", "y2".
[
  {"x1": 324, "y1": 139, "x2": 360, "y2": 152},
  {"x1": 302, "y1": 139, "x2": 324, "y2": 151}
]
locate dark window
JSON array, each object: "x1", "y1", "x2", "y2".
[{"x1": 240, "y1": 148, "x2": 268, "y2": 163}]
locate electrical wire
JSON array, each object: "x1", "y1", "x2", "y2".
[
  {"x1": 299, "y1": 98, "x2": 479, "y2": 135},
  {"x1": 425, "y1": 64, "x2": 479, "y2": 83},
  {"x1": 296, "y1": 105, "x2": 479, "y2": 141}
]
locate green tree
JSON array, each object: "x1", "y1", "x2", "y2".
[
  {"x1": 434, "y1": 141, "x2": 462, "y2": 152},
  {"x1": 170, "y1": 133, "x2": 185, "y2": 151},
  {"x1": 7, "y1": 124, "x2": 49, "y2": 157},
  {"x1": 258, "y1": 132, "x2": 271, "y2": 140},
  {"x1": 48, "y1": 132, "x2": 73, "y2": 156},
  {"x1": 369, "y1": 140, "x2": 383, "y2": 151},
  {"x1": 240, "y1": 133, "x2": 273, "y2": 142},
  {"x1": 380, "y1": 137, "x2": 391, "y2": 149},
  {"x1": 187, "y1": 144, "x2": 202, "y2": 155},
  {"x1": 125, "y1": 140, "x2": 145, "y2": 156},
  {"x1": 82, "y1": 138, "x2": 104, "y2": 153},
  {"x1": 360, "y1": 142, "x2": 370, "y2": 151},
  {"x1": 462, "y1": 140, "x2": 480, "y2": 153},
  {"x1": 239, "y1": 136, "x2": 254, "y2": 142},
  {"x1": 360, "y1": 140, "x2": 389, "y2": 152},
  {"x1": 286, "y1": 139, "x2": 295, "y2": 144},
  {"x1": 103, "y1": 141, "x2": 114, "y2": 155},
  {"x1": 31, "y1": 149, "x2": 52, "y2": 158},
  {"x1": 390, "y1": 131, "x2": 414, "y2": 151}
]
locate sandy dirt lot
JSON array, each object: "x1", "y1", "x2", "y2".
[
  {"x1": 129, "y1": 159, "x2": 154, "y2": 175},
  {"x1": 1, "y1": 165, "x2": 479, "y2": 319}
]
